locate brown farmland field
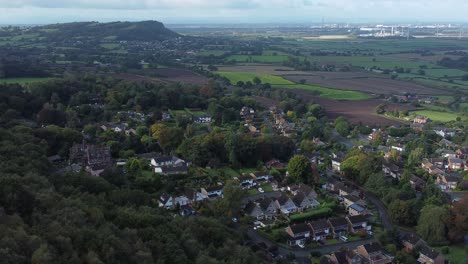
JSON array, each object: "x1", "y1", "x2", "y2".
[
  {"x1": 150, "y1": 68, "x2": 208, "y2": 85},
  {"x1": 283, "y1": 72, "x2": 446, "y2": 95}
]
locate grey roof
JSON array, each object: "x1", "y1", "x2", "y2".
[
  {"x1": 289, "y1": 223, "x2": 311, "y2": 234},
  {"x1": 362, "y1": 242, "x2": 383, "y2": 254},
  {"x1": 420, "y1": 245, "x2": 441, "y2": 260},
  {"x1": 347, "y1": 215, "x2": 368, "y2": 224},
  {"x1": 328, "y1": 217, "x2": 349, "y2": 227},
  {"x1": 310, "y1": 219, "x2": 329, "y2": 230}
]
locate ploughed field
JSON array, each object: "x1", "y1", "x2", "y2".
[{"x1": 283, "y1": 72, "x2": 446, "y2": 95}]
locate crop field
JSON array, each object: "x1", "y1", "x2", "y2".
[
  {"x1": 216, "y1": 65, "x2": 308, "y2": 75},
  {"x1": 283, "y1": 72, "x2": 444, "y2": 95}
]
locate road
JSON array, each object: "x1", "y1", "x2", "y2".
[{"x1": 246, "y1": 228, "x2": 376, "y2": 263}]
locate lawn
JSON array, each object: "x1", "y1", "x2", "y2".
[
  {"x1": 0, "y1": 77, "x2": 54, "y2": 84},
  {"x1": 410, "y1": 110, "x2": 462, "y2": 122},
  {"x1": 434, "y1": 245, "x2": 467, "y2": 264}
]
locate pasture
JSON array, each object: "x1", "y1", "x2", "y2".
[
  {"x1": 409, "y1": 110, "x2": 462, "y2": 122},
  {"x1": 216, "y1": 72, "x2": 295, "y2": 85},
  {"x1": 0, "y1": 77, "x2": 54, "y2": 85}
]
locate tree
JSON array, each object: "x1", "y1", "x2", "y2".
[
  {"x1": 388, "y1": 199, "x2": 414, "y2": 226},
  {"x1": 252, "y1": 77, "x2": 262, "y2": 86},
  {"x1": 214, "y1": 180, "x2": 245, "y2": 217},
  {"x1": 417, "y1": 205, "x2": 449, "y2": 245},
  {"x1": 236, "y1": 81, "x2": 244, "y2": 87},
  {"x1": 447, "y1": 195, "x2": 468, "y2": 243},
  {"x1": 288, "y1": 155, "x2": 312, "y2": 184},
  {"x1": 158, "y1": 127, "x2": 184, "y2": 153},
  {"x1": 334, "y1": 117, "x2": 350, "y2": 137},
  {"x1": 207, "y1": 65, "x2": 218, "y2": 71}
]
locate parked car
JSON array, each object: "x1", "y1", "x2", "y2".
[
  {"x1": 340, "y1": 236, "x2": 348, "y2": 242},
  {"x1": 258, "y1": 187, "x2": 264, "y2": 193},
  {"x1": 232, "y1": 218, "x2": 238, "y2": 223}
]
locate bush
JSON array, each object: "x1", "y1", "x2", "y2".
[{"x1": 441, "y1": 246, "x2": 450, "y2": 254}]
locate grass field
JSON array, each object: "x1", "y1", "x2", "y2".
[
  {"x1": 217, "y1": 71, "x2": 369, "y2": 100},
  {"x1": 277, "y1": 84, "x2": 370, "y2": 100},
  {"x1": 410, "y1": 110, "x2": 462, "y2": 122},
  {"x1": 226, "y1": 54, "x2": 289, "y2": 63},
  {"x1": 0, "y1": 77, "x2": 54, "y2": 84},
  {"x1": 199, "y1": 50, "x2": 228, "y2": 56},
  {"x1": 216, "y1": 72, "x2": 295, "y2": 85}
]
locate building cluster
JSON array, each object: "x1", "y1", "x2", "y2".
[
  {"x1": 69, "y1": 143, "x2": 112, "y2": 176},
  {"x1": 322, "y1": 242, "x2": 393, "y2": 264},
  {"x1": 100, "y1": 122, "x2": 136, "y2": 136},
  {"x1": 243, "y1": 184, "x2": 320, "y2": 220},
  {"x1": 150, "y1": 155, "x2": 189, "y2": 175},
  {"x1": 240, "y1": 106, "x2": 263, "y2": 135},
  {"x1": 270, "y1": 107, "x2": 297, "y2": 137}
]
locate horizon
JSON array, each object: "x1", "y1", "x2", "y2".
[{"x1": 1, "y1": 0, "x2": 468, "y2": 25}]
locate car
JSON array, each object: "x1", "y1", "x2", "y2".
[
  {"x1": 258, "y1": 187, "x2": 264, "y2": 193},
  {"x1": 232, "y1": 218, "x2": 238, "y2": 223},
  {"x1": 368, "y1": 231, "x2": 373, "y2": 236},
  {"x1": 340, "y1": 236, "x2": 348, "y2": 242},
  {"x1": 297, "y1": 244, "x2": 305, "y2": 249}
]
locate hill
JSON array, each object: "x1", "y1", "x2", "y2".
[{"x1": 36, "y1": 20, "x2": 179, "y2": 42}]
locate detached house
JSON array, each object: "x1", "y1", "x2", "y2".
[
  {"x1": 285, "y1": 223, "x2": 311, "y2": 246},
  {"x1": 244, "y1": 201, "x2": 264, "y2": 220},
  {"x1": 436, "y1": 175, "x2": 460, "y2": 191},
  {"x1": 331, "y1": 152, "x2": 345, "y2": 172},
  {"x1": 456, "y1": 148, "x2": 468, "y2": 159},
  {"x1": 356, "y1": 243, "x2": 393, "y2": 264},
  {"x1": 275, "y1": 194, "x2": 297, "y2": 215},
  {"x1": 328, "y1": 217, "x2": 349, "y2": 238},
  {"x1": 448, "y1": 158, "x2": 464, "y2": 170},
  {"x1": 402, "y1": 234, "x2": 425, "y2": 253},
  {"x1": 309, "y1": 220, "x2": 330, "y2": 241},
  {"x1": 417, "y1": 246, "x2": 445, "y2": 264},
  {"x1": 201, "y1": 185, "x2": 224, "y2": 199},
  {"x1": 251, "y1": 171, "x2": 273, "y2": 182},
  {"x1": 151, "y1": 156, "x2": 188, "y2": 175},
  {"x1": 410, "y1": 175, "x2": 425, "y2": 192},
  {"x1": 347, "y1": 215, "x2": 371, "y2": 234},
  {"x1": 348, "y1": 203, "x2": 369, "y2": 216},
  {"x1": 239, "y1": 175, "x2": 256, "y2": 189},
  {"x1": 259, "y1": 197, "x2": 278, "y2": 219},
  {"x1": 293, "y1": 192, "x2": 320, "y2": 212},
  {"x1": 288, "y1": 184, "x2": 318, "y2": 199}
]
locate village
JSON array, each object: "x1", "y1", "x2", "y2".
[{"x1": 44, "y1": 100, "x2": 468, "y2": 264}]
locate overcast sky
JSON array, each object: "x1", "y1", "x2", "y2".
[{"x1": 0, "y1": 0, "x2": 467, "y2": 25}]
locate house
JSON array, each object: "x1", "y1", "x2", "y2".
[
  {"x1": 414, "y1": 116, "x2": 430, "y2": 124},
  {"x1": 158, "y1": 194, "x2": 191, "y2": 209},
  {"x1": 183, "y1": 188, "x2": 206, "y2": 203},
  {"x1": 456, "y1": 148, "x2": 468, "y2": 159},
  {"x1": 434, "y1": 128, "x2": 456, "y2": 138},
  {"x1": 356, "y1": 242, "x2": 393, "y2": 264},
  {"x1": 410, "y1": 175, "x2": 426, "y2": 192},
  {"x1": 442, "y1": 150, "x2": 458, "y2": 159},
  {"x1": 69, "y1": 143, "x2": 112, "y2": 176},
  {"x1": 411, "y1": 123, "x2": 425, "y2": 132},
  {"x1": 328, "y1": 217, "x2": 349, "y2": 238},
  {"x1": 343, "y1": 195, "x2": 367, "y2": 208},
  {"x1": 151, "y1": 156, "x2": 186, "y2": 167},
  {"x1": 328, "y1": 249, "x2": 367, "y2": 264},
  {"x1": 251, "y1": 171, "x2": 273, "y2": 182},
  {"x1": 391, "y1": 143, "x2": 405, "y2": 152},
  {"x1": 157, "y1": 164, "x2": 189, "y2": 175},
  {"x1": 347, "y1": 215, "x2": 371, "y2": 234},
  {"x1": 194, "y1": 114, "x2": 212, "y2": 124},
  {"x1": 322, "y1": 178, "x2": 344, "y2": 193},
  {"x1": 348, "y1": 203, "x2": 369, "y2": 216},
  {"x1": 285, "y1": 223, "x2": 311, "y2": 246},
  {"x1": 448, "y1": 158, "x2": 464, "y2": 170},
  {"x1": 292, "y1": 192, "x2": 320, "y2": 212},
  {"x1": 428, "y1": 158, "x2": 445, "y2": 169},
  {"x1": 417, "y1": 245, "x2": 445, "y2": 264},
  {"x1": 338, "y1": 186, "x2": 358, "y2": 197},
  {"x1": 288, "y1": 184, "x2": 318, "y2": 199},
  {"x1": 244, "y1": 201, "x2": 264, "y2": 220},
  {"x1": 259, "y1": 197, "x2": 278, "y2": 220},
  {"x1": 265, "y1": 159, "x2": 285, "y2": 169},
  {"x1": 401, "y1": 234, "x2": 425, "y2": 253},
  {"x1": 331, "y1": 153, "x2": 345, "y2": 172},
  {"x1": 100, "y1": 122, "x2": 127, "y2": 133},
  {"x1": 239, "y1": 175, "x2": 256, "y2": 189},
  {"x1": 309, "y1": 220, "x2": 330, "y2": 241},
  {"x1": 201, "y1": 185, "x2": 224, "y2": 199},
  {"x1": 275, "y1": 194, "x2": 297, "y2": 215},
  {"x1": 436, "y1": 175, "x2": 460, "y2": 191},
  {"x1": 161, "y1": 111, "x2": 171, "y2": 120},
  {"x1": 382, "y1": 161, "x2": 403, "y2": 179}
]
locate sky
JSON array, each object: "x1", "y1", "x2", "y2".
[{"x1": 0, "y1": 0, "x2": 468, "y2": 25}]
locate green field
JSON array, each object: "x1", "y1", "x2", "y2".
[
  {"x1": 216, "y1": 72, "x2": 295, "y2": 85},
  {"x1": 277, "y1": 84, "x2": 370, "y2": 101},
  {"x1": 100, "y1": 43, "x2": 120, "y2": 49},
  {"x1": 198, "y1": 50, "x2": 228, "y2": 56},
  {"x1": 217, "y1": 71, "x2": 369, "y2": 100},
  {"x1": 410, "y1": 110, "x2": 462, "y2": 122},
  {"x1": 226, "y1": 54, "x2": 289, "y2": 63},
  {"x1": 0, "y1": 77, "x2": 54, "y2": 84}
]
